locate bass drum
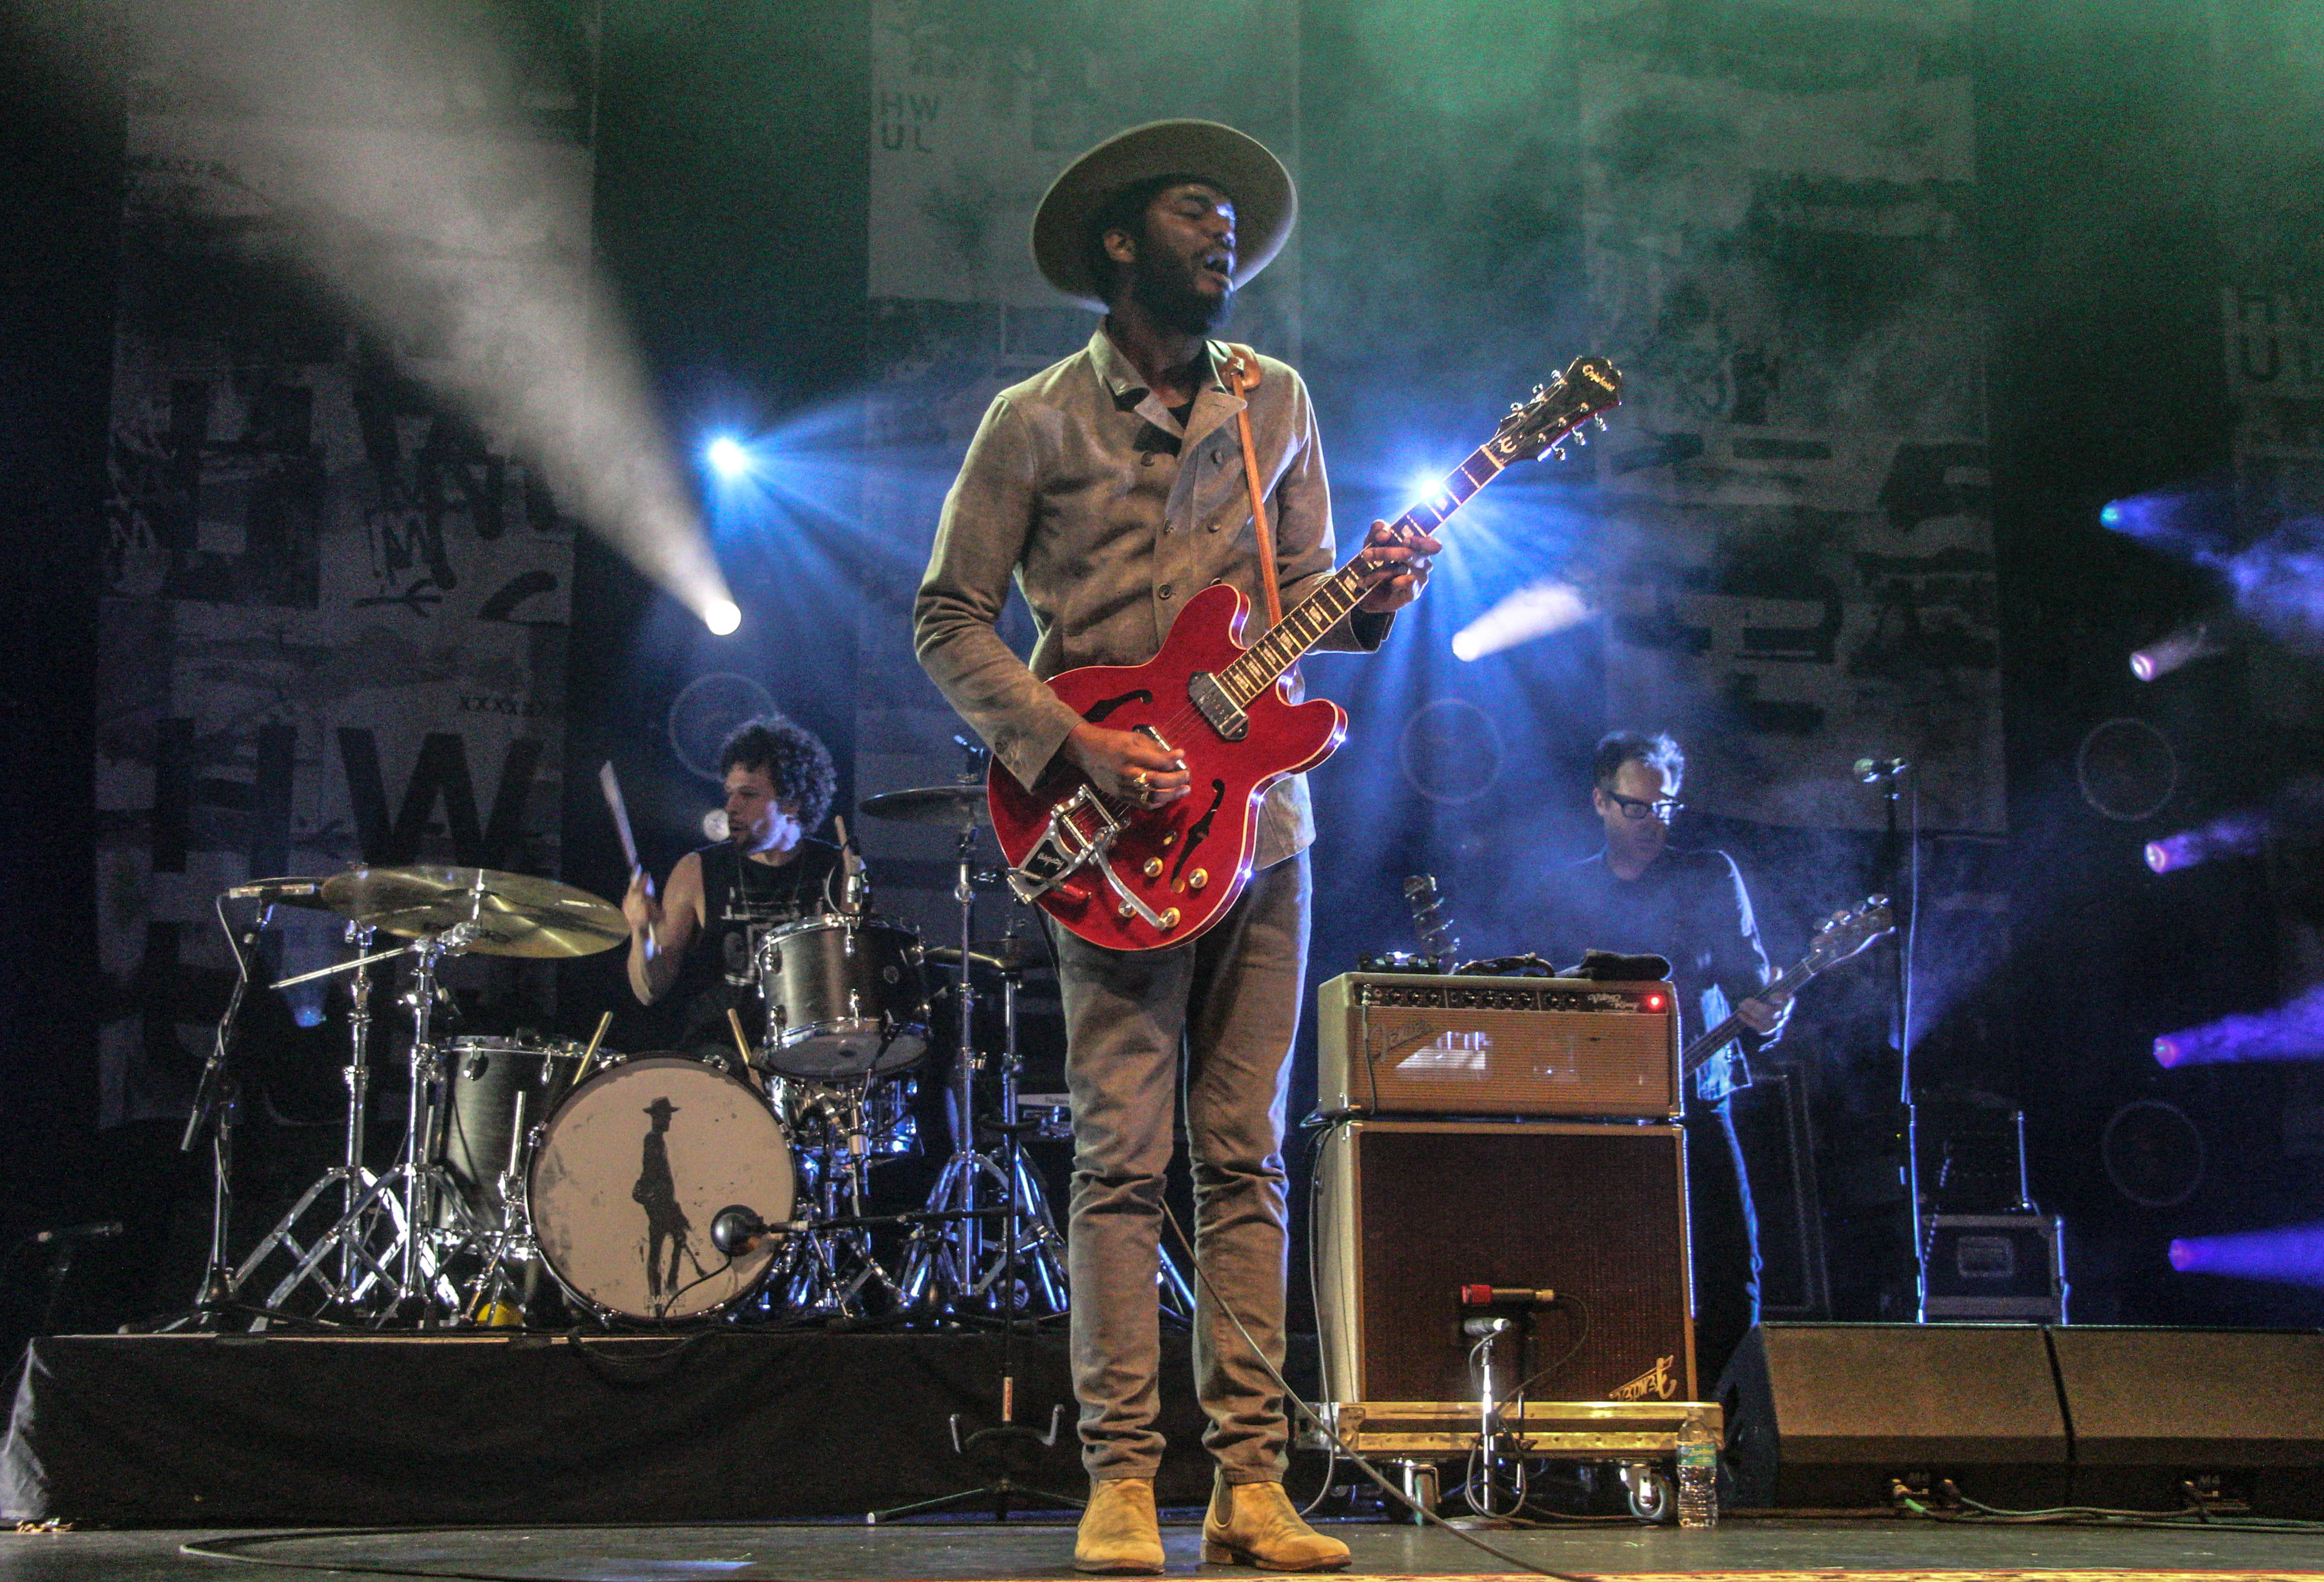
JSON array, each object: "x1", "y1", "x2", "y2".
[{"x1": 527, "y1": 1056, "x2": 793, "y2": 1322}]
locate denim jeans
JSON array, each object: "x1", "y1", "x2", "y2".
[{"x1": 1052, "y1": 850, "x2": 1310, "y2": 1482}]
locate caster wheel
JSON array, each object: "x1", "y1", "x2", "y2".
[{"x1": 1623, "y1": 1465, "x2": 1674, "y2": 1523}]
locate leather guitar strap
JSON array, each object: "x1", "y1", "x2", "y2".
[{"x1": 1220, "y1": 343, "x2": 1284, "y2": 628}]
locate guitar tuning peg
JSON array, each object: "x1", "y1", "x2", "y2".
[
  {"x1": 1593, "y1": 414, "x2": 1608, "y2": 431},
  {"x1": 1571, "y1": 429, "x2": 1588, "y2": 446},
  {"x1": 1532, "y1": 384, "x2": 1546, "y2": 396},
  {"x1": 1550, "y1": 443, "x2": 1566, "y2": 461},
  {"x1": 1509, "y1": 402, "x2": 1525, "y2": 414}
]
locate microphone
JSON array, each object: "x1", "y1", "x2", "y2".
[
  {"x1": 225, "y1": 879, "x2": 321, "y2": 901},
  {"x1": 1462, "y1": 1315, "x2": 1513, "y2": 1338},
  {"x1": 31, "y1": 1221, "x2": 124, "y2": 1246},
  {"x1": 710, "y1": 1205, "x2": 772, "y2": 1257},
  {"x1": 1854, "y1": 756, "x2": 1911, "y2": 783},
  {"x1": 1458, "y1": 1284, "x2": 1558, "y2": 1307}
]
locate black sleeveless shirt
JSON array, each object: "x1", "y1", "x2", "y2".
[{"x1": 666, "y1": 837, "x2": 845, "y2": 1057}]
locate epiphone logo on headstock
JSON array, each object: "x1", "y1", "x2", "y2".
[
  {"x1": 1580, "y1": 363, "x2": 1617, "y2": 393},
  {"x1": 1608, "y1": 1354, "x2": 1679, "y2": 1401}
]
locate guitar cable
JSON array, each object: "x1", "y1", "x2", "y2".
[{"x1": 1159, "y1": 1198, "x2": 1598, "y2": 1582}]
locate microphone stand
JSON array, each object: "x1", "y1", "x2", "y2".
[
  {"x1": 164, "y1": 901, "x2": 269, "y2": 1332},
  {"x1": 1874, "y1": 768, "x2": 1927, "y2": 1320}
]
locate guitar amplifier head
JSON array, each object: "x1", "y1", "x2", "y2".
[{"x1": 1316, "y1": 972, "x2": 1678, "y2": 1119}]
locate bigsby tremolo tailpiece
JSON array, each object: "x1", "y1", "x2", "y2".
[{"x1": 1004, "y1": 785, "x2": 1174, "y2": 931}]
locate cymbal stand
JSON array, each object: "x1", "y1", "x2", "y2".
[
  {"x1": 897, "y1": 817, "x2": 1008, "y2": 1310},
  {"x1": 251, "y1": 926, "x2": 495, "y2": 1324},
  {"x1": 231, "y1": 931, "x2": 421, "y2": 1318},
  {"x1": 992, "y1": 958, "x2": 1068, "y2": 1311}
]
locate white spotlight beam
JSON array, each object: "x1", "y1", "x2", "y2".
[
  {"x1": 1451, "y1": 580, "x2": 1593, "y2": 661},
  {"x1": 120, "y1": 0, "x2": 735, "y2": 626}
]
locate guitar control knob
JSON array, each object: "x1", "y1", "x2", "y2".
[
  {"x1": 1159, "y1": 909, "x2": 1180, "y2": 930},
  {"x1": 1142, "y1": 857, "x2": 1164, "y2": 878},
  {"x1": 1189, "y1": 869, "x2": 1208, "y2": 890},
  {"x1": 1118, "y1": 902, "x2": 1136, "y2": 920}
]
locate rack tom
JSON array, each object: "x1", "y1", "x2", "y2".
[{"x1": 752, "y1": 914, "x2": 929, "y2": 1079}]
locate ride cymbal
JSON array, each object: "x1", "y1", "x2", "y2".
[
  {"x1": 859, "y1": 785, "x2": 991, "y2": 828},
  {"x1": 320, "y1": 866, "x2": 626, "y2": 959}
]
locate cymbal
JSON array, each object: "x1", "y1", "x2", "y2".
[
  {"x1": 320, "y1": 866, "x2": 627, "y2": 959},
  {"x1": 859, "y1": 784, "x2": 991, "y2": 828},
  {"x1": 925, "y1": 937, "x2": 1048, "y2": 975}
]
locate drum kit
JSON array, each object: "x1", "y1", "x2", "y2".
[{"x1": 183, "y1": 775, "x2": 1131, "y2": 1332}]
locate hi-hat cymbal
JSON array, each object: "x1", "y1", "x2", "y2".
[
  {"x1": 860, "y1": 784, "x2": 991, "y2": 828},
  {"x1": 925, "y1": 937, "x2": 1048, "y2": 975},
  {"x1": 320, "y1": 866, "x2": 627, "y2": 959}
]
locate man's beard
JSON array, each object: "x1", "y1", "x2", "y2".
[{"x1": 1130, "y1": 251, "x2": 1234, "y2": 336}]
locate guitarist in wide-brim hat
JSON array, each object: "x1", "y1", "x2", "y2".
[{"x1": 916, "y1": 119, "x2": 1437, "y2": 1573}]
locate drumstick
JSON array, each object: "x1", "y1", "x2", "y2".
[
  {"x1": 575, "y1": 1010, "x2": 613, "y2": 1086},
  {"x1": 598, "y1": 760, "x2": 640, "y2": 876},
  {"x1": 726, "y1": 1007, "x2": 756, "y2": 1071}
]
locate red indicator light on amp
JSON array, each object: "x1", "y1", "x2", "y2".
[{"x1": 1643, "y1": 993, "x2": 1665, "y2": 1011}]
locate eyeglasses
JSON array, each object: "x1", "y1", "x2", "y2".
[{"x1": 1606, "y1": 791, "x2": 1684, "y2": 821}]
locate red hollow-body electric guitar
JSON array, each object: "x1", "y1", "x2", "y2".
[{"x1": 989, "y1": 355, "x2": 1624, "y2": 952}]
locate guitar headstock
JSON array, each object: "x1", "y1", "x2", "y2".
[
  {"x1": 1491, "y1": 355, "x2": 1624, "y2": 463},
  {"x1": 1402, "y1": 873, "x2": 1459, "y2": 963},
  {"x1": 1803, "y1": 897, "x2": 1896, "y2": 973}
]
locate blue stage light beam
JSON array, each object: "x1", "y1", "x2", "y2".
[
  {"x1": 2154, "y1": 984, "x2": 2324, "y2": 1068},
  {"x1": 2170, "y1": 1221, "x2": 2324, "y2": 1287},
  {"x1": 706, "y1": 435, "x2": 756, "y2": 480}
]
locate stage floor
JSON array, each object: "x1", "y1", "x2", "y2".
[{"x1": 6, "y1": 1516, "x2": 2324, "y2": 1582}]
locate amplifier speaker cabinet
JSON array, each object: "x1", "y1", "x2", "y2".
[
  {"x1": 1315, "y1": 973, "x2": 1677, "y2": 1119},
  {"x1": 1718, "y1": 1323, "x2": 2071, "y2": 1510},
  {"x1": 1315, "y1": 1119, "x2": 1695, "y2": 1411}
]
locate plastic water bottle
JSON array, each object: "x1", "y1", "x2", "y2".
[{"x1": 1675, "y1": 1408, "x2": 1719, "y2": 1528}]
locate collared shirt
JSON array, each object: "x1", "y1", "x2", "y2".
[
  {"x1": 915, "y1": 324, "x2": 1389, "y2": 869},
  {"x1": 1522, "y1": 847, "x2": 1782, "y2": 1103}
]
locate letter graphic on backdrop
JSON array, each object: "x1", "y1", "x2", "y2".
[{"x1": 94, "y1": 11, "x2": 588, "y2": 1126}]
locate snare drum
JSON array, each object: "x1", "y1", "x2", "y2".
[
  {"x1": 753, "y1": 914, "x2": 929, "y2": 1079},
  {"x1": 527, "y1": 1055, "x2": 794, "y2": 1321},
  {"x1": 441, "y1": 1034, "x2": 592, "y2": 1217}
]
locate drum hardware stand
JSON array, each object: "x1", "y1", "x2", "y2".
[
  {"x1": 244, "y1": 924, "x2": 498, "y2": 1325},
  {"x1": 229, "y1": 929, "x2": 432, "y2": 1319},
  {"x1": 778, "y1": 1081, "x2": 904, "y2": 1318},
  {"x1": 897, "y1": 802, "x2": 1005, "y2": 1310}
]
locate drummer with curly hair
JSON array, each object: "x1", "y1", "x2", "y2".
[{"x1": 622, "y1": 712, "x2": 844, "y2": 1062}]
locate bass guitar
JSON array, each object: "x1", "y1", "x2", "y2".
[
  {"x1": 990, "y1": 356, "x2": 1623, "y2": 951},
  {"x1": 1677, "y1": 897, "x2": 1894, "y2": 1080}
]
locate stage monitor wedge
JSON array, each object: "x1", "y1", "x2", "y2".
[
  {"x1": 1718, "y1": 1322, "x2": 2071, "y2": 1510},
  {"x1": 2047, "y1": 1325, "x2": 2324, "y2": 1515}
]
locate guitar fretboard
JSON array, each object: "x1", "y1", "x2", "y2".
[{"x1": 1217, "y1": 440, "x2": 1508, "y2": 707}]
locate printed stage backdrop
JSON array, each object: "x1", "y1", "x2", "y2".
[
  {"x1": 96, "y1": 15, "x2": 590, "y2": 1128},
  {"x1": 856, "y1": 0, "x2": 1302, "y2": 943},
  {"x1": 1579, "y1": 0, "x2": 2004, "y2": 837}
]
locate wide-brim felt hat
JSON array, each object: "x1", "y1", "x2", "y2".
[{"x1": 1031, "y1": 119, "x2": 1296, "y2": 312}]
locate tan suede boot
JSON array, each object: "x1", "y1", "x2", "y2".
[
  {"x1": 1202, "y1": 1472, "x2": 1351, "y2": 1571},
  {"x1": 1075, "y1": 1476, "x2": 1166, "y2": 1575}
]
